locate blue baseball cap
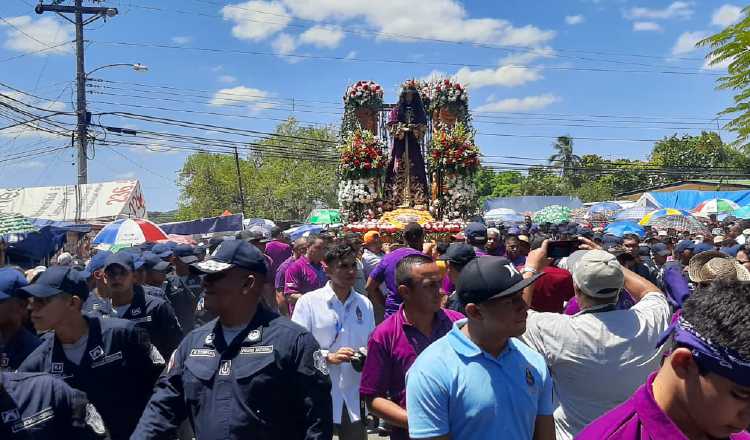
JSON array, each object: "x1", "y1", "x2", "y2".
[
  {"x1": 694, "y1": 243, "x2": 715, "y2": 254},
  {"x1": 437, "y1": 243, "x2": 477, "y2": 266},
  {"x1": 173, "y1": 244, "x2": 200, "y2": 264},
  {"x1": 103, "y1": 252, "x2": 136, "y2": 272},
  {"x1": 0, "y1": 268, "x2": 29, "y2": 300},
  {"x1": 142, "y1": 251, "x2": 171, "y2": 272},
  {"x1": 20, "y1": 266, "x2": 89, "y2": 300},
  {"x1": 464, "y1": 222, "x2": 488, "y2": 243},
  {"x1": 81, "y1": 251, "x2": 113, "y2": 278},
  {"x1": 676, "y1": 240, "x2": 695, "y2": 254},
  {"x1": 192, "y1": 239, "x2": 268, "y2": 274},
  {"x1": 651, "y1": 243, "x2": 671, "y2": 257}
]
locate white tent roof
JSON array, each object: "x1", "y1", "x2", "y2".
[{"x1": 0, "y1": 180, "x2": 147, "y2": 222}]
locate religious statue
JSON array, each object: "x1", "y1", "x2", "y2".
[{"x1": 385, "y1": 82, "x2": 429, "y2": 208}]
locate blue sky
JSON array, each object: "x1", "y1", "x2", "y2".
[{"x1": 0, "y1": 0, "x2": 744, "y2": 211}]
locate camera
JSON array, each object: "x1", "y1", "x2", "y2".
[{"x1": 349, "y1": 347, "x2": 368, "y2": 372}]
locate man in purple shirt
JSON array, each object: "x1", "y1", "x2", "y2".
[
  {"x1": 366, "y1": 223, "x2": 425, "y2": 319},
  {"x1": 360, "y1": 254, "x2": 463, "y2": 440},
  {"x1": 274, "y1": 237, "x2": 308, "y2": 316},
  {"x1": 265, "y1": 226, "x2": 292, "y2": 280},
  {"x1": 578, "y1": 278, "x2": 750, "y2": 440},
  {"x1": 284, "y1": 234, "x2": 327, "y2": 314}
]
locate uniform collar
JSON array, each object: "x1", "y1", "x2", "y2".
[
  {"x1": 323, "y1": 282, "x2": 356, "y2": 307},
  {"x1": 205, "y1": 304, "x2": 275, "y2": 351},
  {"x1": 447, "y1": 319, "x2": 516, "y2": 360},
  {"x1": 50, "y1": 315, "x2": 101, "y2": 368}
]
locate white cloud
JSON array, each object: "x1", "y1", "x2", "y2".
[
  {"x1": 633, "y1": 21, "x2": 663, "y2": 31},
  {"x1": 671, "y1": 31, "x2": 707, "y2": 55},
  {"x1": 565, "y1": 15, "x2": 585, "y2": 25},
  {"x1": 344, "y1": 50, "x2": 357, "y2": 60},
  {"x1": 16, "y1": 160, "x2": 44, "y2": 169},
  {"x1": 0, "y1": 15, "x2": 73, "y2": 54},
  {"x1": 499, "y1": 46, "x2": 555, "y2": 65},
  {"x1": 272, "y1": 33, "x2": 297, "y2": 54},
  {"x1": 0, "y1": 91, "x2": 68, "y2": 139},
  {"x1": 298, "y1": 25, "x2": 344, "y2": 48},
  {"x1": 625, "y1": 1, "x2": 693, "y2": 20},
  {"x1": 221, "y1": 1, "x2": 292, "y2": 41},
  {"x1": 218, "y1": 75, "x2": 238, "y2": 83},
  {"x1": 171, "y1": 36, "x2": 192, "y2": 45},
  {"x1": 452, "y1": 65, "x2": 542, "y2": 89},
  {"x1": 712, "y1": 5, "x2": 743, "y2": 27},
  {"x1": 209, "y1": 85, "x2": 274, "y2": 112},
  {"x1": 280, "y1": 0, "x2": 554, "y2": 47},
  {"x1": 475, "y1": 94, "x2": 561, "y2": 112}
]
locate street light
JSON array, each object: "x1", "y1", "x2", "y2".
[{"x1": 85, "y1": 63, "x2": 149, "y2": 78}]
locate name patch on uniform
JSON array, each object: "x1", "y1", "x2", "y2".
[
  {"x1": 10, "y1": 408, "x2": 54, "y2": 433},
  {"x1": 240, "y1": 345, "x2": 273, "y2": 355},
  {"x1": 190, "y1": 349, "x2": 216, "y2": 357},
  {"x1": 130, "y1": 315, "x2": 153, "y2": 324},
  {"x1": 91, "y1": 351, "x2": 123, "y2": 369}
]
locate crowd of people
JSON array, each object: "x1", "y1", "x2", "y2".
[{"x1": 1, "y1": 216, "x2": 749, "y2": 439}]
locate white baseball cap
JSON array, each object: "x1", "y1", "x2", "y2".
[{"x1": 571, "y1": 250, "x2": 624, "y2": 298}]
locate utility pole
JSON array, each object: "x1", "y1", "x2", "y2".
[
  {"x1": 233, "y1": 146, "x2": 247, "y2": 215},
  {"x1": 36, "y1": 1, "x2": 118, "y2": 185}
]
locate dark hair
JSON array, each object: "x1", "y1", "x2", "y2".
[
  {"x1": 323, "y1": 241, "x2": 357, "y2": 265},
  {"x1": 306, "y1": 234, "x2": 325, "y2": 244},
  {"x1": 395, "y1": 254, "x2": 433, "y2": 288},
  {"x1": 623, "y1": 234, "x2": 641, "y2": 243},
  {"x1": 436, "y1": 241, "x2": 450, "y2": 255},
  {"x1": 403, "y1": 222, "x2": 424, "y2": 242},
  {"x1": 682, "y1": 279, "x2": 750, "y2": 360},
  {"x1": 271, "y1": 226, "x2": 283, "y2": 239}
]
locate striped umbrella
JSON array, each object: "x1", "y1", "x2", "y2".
[
  {"x1": 614, "y1": 205, "x2": 653, "y2": 222},
  {"x1": 533, "y1": 205, "x2": 572, "y2": 224},
  {"x1": 649, "y1": 215, "x2": 709, "y2": 235},
  {"x1": 692, "y1": 198, "x2": 740, "y2": 218},
  {"x1": 639, "y1": 209, "x2": 691, "y2": 226},
  {"x1": 0, "y1": 213, "x2": 37, "y2": 235},
  {"x1": 92, "y1": 218, "x2": 168, "y2": 251}
]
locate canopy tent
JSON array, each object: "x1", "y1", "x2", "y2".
[
  {"x1": 0, "y1": 180, "x2": 147, "y2": 223},
  {"x1": 160, "y1": 213, "x2": 244, "y2": 235},
  {"x1": 6, "y1": 218, "x2": 91, "y2": 265},
  {"x1": 483, "y1": 196, "x2": 583, "y2": 214},
  {"x1": 637, "y1": 190, "x2": 750, "y2": 211}
]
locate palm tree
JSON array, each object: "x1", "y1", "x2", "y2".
[{"x1": 548, "y1": 135, "x2": 581, "y2": 178}]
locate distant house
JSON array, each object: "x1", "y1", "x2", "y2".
[{"x1": 616, "y1": 179, "x2": 750, "y2": 201}]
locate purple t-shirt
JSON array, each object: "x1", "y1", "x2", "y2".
[
  {"x1": 359, "y1": 306, "x2": 464, "y2": 440},
  {"x1": 274, "y1": 256, "x2": 295, "y2": 291},
  {"x1": 578, "y1": 372, "x2": 750, "y2": 439},
  {"x1": 370, "y1": 248, "x2": 425, "y2": 318},
  {"x1": 265, "y1": 240, "x2": 291, "y2": 279},
  {"x1": 284, "y1": 256, "x2": 327, "y2": 314}
]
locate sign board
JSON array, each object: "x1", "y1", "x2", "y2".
[{"x1": 0, "y1": 180, "x2": 147, "y2": 222}]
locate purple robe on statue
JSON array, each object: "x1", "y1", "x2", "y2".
[{"x1": 385, "y1": 106, "x2": 429, "y2": 206}]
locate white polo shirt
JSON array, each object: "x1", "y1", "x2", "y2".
[
  {"x1": 521, "y1": 292, "x2": 671, "y2": 440},
  {"x1": 291, "y1": 282, "x2": 375, "y2": 423}
]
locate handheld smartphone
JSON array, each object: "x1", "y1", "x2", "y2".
[{"x1": 548, "y1": 240, "x2": 579, "y2": 259}]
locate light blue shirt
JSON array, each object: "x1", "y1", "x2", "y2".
[{"x1": 406, "y1": 319, "x2": 553, "y2": 439}]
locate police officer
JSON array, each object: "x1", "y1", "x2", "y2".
[
  {"x1": 17, "y1": 266, "x2": 164, "y2": 440},
  {"x1": 0, "y1": 371, "x2": 107, "y2": 439},
  {"x1": 84, "y1": 252, "x2": 183, "y2": 359},
  {"x1": 0, "y1": 269, "x2": 40, "y2": 371},
  {"x1": 141, "y1": 251, "x2": 171, "y2": 299},
  {"x1": 133, "y1": 239, "x2": 333, "y2": 440},
  {"x1": 165, "y1": 244, "x2": 204, "y2": 333}
]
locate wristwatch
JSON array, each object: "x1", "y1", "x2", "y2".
[{"x1": 521, "y1": 266, "x2": 538, "y2": 275}]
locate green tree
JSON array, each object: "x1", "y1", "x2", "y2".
[
  {"x1": 699, "y1": 8, "x2": 750, "y2": 148},
  {"x1": 176, "y1": 118, "x2": 338, "y2": 221},
  {"x1": 474, "y1": 167, "x2": 523, "y2": 204},
  {"x1": 548, "y1": 135, "x2": 581, "y2": 178},
  {"x1": 521, "y1": 168, "x2": 569, "y2": 195}
]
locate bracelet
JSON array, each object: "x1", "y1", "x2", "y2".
[{"x1": 521, "y1": 267, "x2": 538, "y2": 275}]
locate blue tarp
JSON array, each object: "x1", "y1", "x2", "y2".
[
  {"x1": 483, "y1": 196, "x2": 583, "y2": 213},
  {"x1": 6, "y1": 218, "x2": 91, "y2": 265},
  {"x1": 159, "y1": 213, "x2": 244, "y2": 235},
  {"x1": 643, "y1": 190, "x2": 750, "y2": 211}
]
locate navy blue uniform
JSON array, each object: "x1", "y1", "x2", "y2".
[
  {"x1": 18, "y1": 316, "x2": 163, "y2": 440},
  {"x1": 141, "y1": 283, "x2": 168, "y2": 300},
  {"x1": 0, "y1": 327, "x2": 40, "y2": 372},
  {"x1": 164, "y1": 274, "x2": 203, "y2": 333},
  {"x1": 83, "y1": 286, "x2": 183, "y2": 358},
  {"x1": 0, "y1": 372, "x2": 107, "y2": 439},
  {"x1": 132, "y1": 304, "x2": 333, "y2": 440}
]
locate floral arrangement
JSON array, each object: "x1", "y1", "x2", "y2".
[
  {"x1": 343, "y1": 80, "x2": 384, "y2": 109},
  {"x1": 430, "y1": 174, "x2": 478, "y2": 220},
  {"x1": 428, "y1": 122, "x2": 480, "y2": 175},
  {"x1": 338, "y1": 129, "x2": 387, "y2": 180},
  {"x1": 421, "y1": 77, "x2": 469, "y2": 116},
  {"x1": 423, "y1": 221, "x2": 465, "y2": 233},
  {"x1": 338, "y1": 178, "x2": 378, "y2": 205}
]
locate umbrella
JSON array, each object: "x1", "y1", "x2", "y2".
[
  {"x1": 243, "y1": 218, "x2": 276, "y2": 234},
  {"x1": 604, "y1": 221, "x2": 645, "y2": 238},
  {"x1": 649, "y1": 215, "x2": 709, "y2": 235},
  {"x1": 588, "y1": 202, "x2": 622, "y2": 216},
  {"x1": 285, "y1": 224, "x2": 324, "y2": 240},
  {"x1": 532, "y1": 205, "x2": 572, "y2": 224},
  {"x1": 92, "y1": 218, "x2": 169, "y2": 251},
  {"x1": 732, "y1": 206, "x2": 750, "y2": 219},
  {"x1": 0, "y1": 213, "x2": 38, "y2": 236},
  {"x1": 484, "y1": 208, "x2": 525, "y2": 223},
  {"x1": 639, "y1": 209, "x2": 691, "y2": 226},
  {"x1": 692, "y1": 198, "x2": 740, "y2": 218},
  {"x1": 614, "y1": 205, "x2": 653, "y2": 222},
  {"x1": 307, "y1": 209, "x2": 341, "y2": 225}
]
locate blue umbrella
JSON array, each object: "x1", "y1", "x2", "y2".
[
  {"x1": 732, "y1": 206, "x2": 750, "y2": 220},
  {"x1": 284, "y1": 224, "x2": 324, "y2": 240},
  {"x1": 589, "y1": 202, "x2": 622, "y2": 214},
  {"x1": 604, "y1": 221, "x2": 645, "y2": 238}
]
